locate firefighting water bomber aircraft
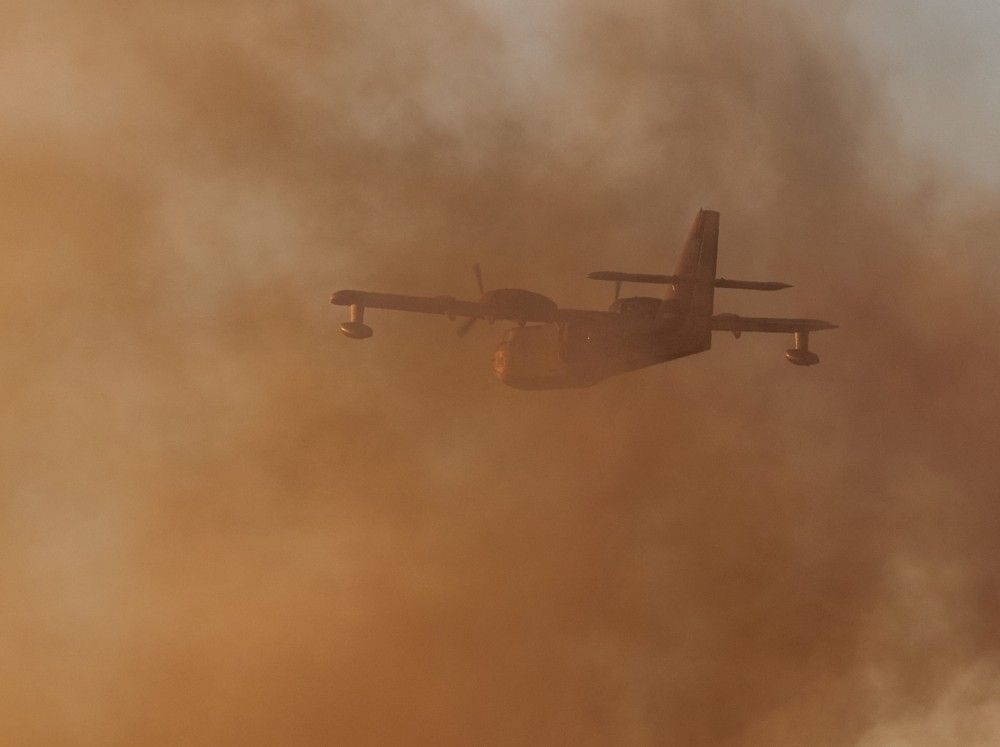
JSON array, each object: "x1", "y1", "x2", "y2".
[{"x1": 331, "y1": 210, "x2": 836, "y2": 389}]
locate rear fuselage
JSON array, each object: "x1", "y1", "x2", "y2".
[{"x1": 491, "y1": 297, "x2": 710, "y2": 389}]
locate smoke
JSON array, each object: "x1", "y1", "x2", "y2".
[{"x1": 2, "y1": 1, "x2": 999, "y2": 744}]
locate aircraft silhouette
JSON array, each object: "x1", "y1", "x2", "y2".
[{"x1": 331, "y1": 210, "x2": 836, "y2": 389}]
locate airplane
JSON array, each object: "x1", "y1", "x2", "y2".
[{"x1": 330, "y1": 209, "x2": 836, "y2": 389}]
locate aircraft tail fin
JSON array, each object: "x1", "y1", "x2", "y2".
[{"x1": 666, "y1": 208, "x2": 719, "y2": 322}]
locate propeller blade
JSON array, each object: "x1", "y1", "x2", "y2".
[
  {"x1": 457, "y1": 316, "x2": 478, "y2": 338},
  {"x1": 473, "y1": 263, "x2": 485, "y2": 296}
]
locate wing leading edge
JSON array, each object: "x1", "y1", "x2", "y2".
[
  {"x1": 332, "y1": 290, "x2": 488, "y2": 319},
  {"x1": 710, "y1": 314, "x2": 836, "y2": 366},
  {"x1": 330, "y1": 289, "x2": 614, "y2": 326},
  {"x1": 710, "y1": 314, "x2": 837, "y2": 334}
]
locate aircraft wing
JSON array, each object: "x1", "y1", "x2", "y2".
[
  {"x1": 710, "y1": 314, "x2": 837, "y2": 334},
  {"x1": 332, "y1": 290, "x2": 490, "y2": 319},
  {"x1": 331, "y1": 289, "x2": 615, "y2": 325}
]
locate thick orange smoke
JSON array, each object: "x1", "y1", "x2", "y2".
[{"x1": 2, "y1": 2, "x2": 999, "y2": 744}]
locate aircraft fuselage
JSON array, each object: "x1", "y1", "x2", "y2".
[{"x1": 492, "y1": 298, "x2": 710, "y2": 389}]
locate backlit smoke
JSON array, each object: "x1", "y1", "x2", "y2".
[{"x1": 2, "y1": 2, "x2": 999, "y2": 744}]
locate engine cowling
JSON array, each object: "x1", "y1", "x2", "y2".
[{"x1": 480, "y1": 288, "x2": 558, "y2": 323}]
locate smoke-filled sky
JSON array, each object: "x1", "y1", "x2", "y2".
[
  {"x1": 848, "y1": 1, "x2": 1000, "y2": 187},
  {"x1": 2, "y1": 2, "x2": 999, "y2": 745}
]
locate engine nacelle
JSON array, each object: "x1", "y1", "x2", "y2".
[{"x1": 480, "y1": 288, "x2": 558, "y2": 323}]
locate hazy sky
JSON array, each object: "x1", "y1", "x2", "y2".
[
  {"x1": 3, "y1": 3, "x2": 1000, "y2": 744},
  {"x1": 848, "y1": 2, "x2": 999, "y2": 185},
  {"x1": 469, "y1": 0, "x2": 1000, "y2": 188}
]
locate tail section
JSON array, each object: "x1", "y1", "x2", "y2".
[{"x1": 666, "y1": 208, "x2": 719, "y2": 320}]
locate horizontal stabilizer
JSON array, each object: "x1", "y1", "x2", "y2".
[{"x1": 588, "y1": 271, "x2": 790, "y2": 291}]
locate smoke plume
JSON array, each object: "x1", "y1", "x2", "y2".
[{"x1": 2, "y1": 1, "x2": 999, "y2": 744}]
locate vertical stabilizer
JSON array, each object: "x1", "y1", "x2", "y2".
[{"x1": 665, "y1": 209, "x2": 719, "y2": 324}]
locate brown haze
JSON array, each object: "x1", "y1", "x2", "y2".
[{"x1": 2, "y1": 1, "x2": 1000, "y2": 745}]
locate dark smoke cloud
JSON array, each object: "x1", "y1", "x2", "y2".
[{"x1": 2, "y1": 1, "x2": 999, "y2": 744}]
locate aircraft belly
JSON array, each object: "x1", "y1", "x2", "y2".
[
  {"x1": 492, "y1": 321, "x2": 713, "y2": 388},
  {"x1": 493, "y1": 325, "x2": 575, "y2": 388}
]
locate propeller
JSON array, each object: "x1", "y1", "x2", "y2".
[
  {"x1": 473, "y1": 262, "x2": 485, "y2": 296},
  {"x1": 458, "y1": 263, "x2": 486, "y2": 338},
  {"x1": 456, "y1": 316, "x2": 478, "y2": 338}
]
